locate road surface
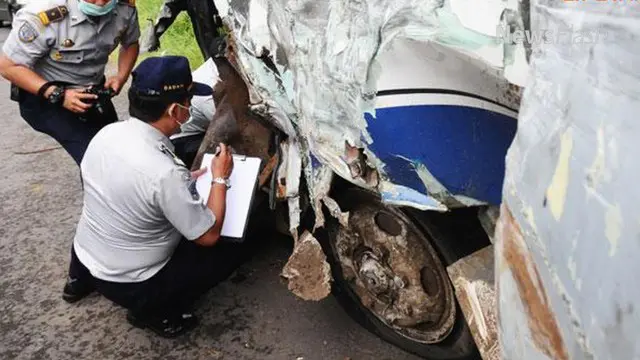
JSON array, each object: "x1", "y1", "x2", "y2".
[{"x1": 0, "y1": 27, "x2": 421, "y2": 360}]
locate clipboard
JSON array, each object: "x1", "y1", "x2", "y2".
[{"x1": 195, "y1": 153, "x2": 262, "y2": 241}]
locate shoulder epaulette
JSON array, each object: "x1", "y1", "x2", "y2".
[
  {"x1": 118, "y1": 0, "x2": 135, "y2": 7},
  {"x1": 37, "y1": 5, "x2": 68, "y2": 26}
]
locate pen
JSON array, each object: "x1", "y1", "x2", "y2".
[{"x1": 214, "y1": 145, "x2": 235, "y2": 156}]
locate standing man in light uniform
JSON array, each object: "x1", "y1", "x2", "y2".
[{"x1": 0, "y1": 0, "x2": 140, "y2": 165}]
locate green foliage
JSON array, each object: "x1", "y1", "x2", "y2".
[{"x1": 136, "y1": 0, "x2": 204, "y2": 68}]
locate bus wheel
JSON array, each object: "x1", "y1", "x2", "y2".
[{"x1": 318, "y1": 187, "x2": 480, "y2": 360}]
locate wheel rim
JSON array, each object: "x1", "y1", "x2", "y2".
[{"x1": 331, "y1": 200, "x2": 456, "y2": 344}]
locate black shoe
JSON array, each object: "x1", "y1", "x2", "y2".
[
  {"x1": 62, "y1": 277, "x2": 95, "y2": 304},
  {"x1": 126, "y1": 311, "x2": 199, "y2": 339}
]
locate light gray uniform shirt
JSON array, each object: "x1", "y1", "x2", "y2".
[
  {"x1": 2, "y1": 0, "x2": 139, "y2": 85},
  {"x1": 73, "y1": 118, "x2": 216, "y2": 283}
]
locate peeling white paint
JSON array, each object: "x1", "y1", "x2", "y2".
[
  {"x1": 550, "y1": 267, "x2": 593, "y2": 357},
  {"x1": 607, "y1": 131, "x2": 619, "y2": 171},
  {"x1": 567, "y1": 232, "x2": 582, "y2": 291},
  {"x1": 605, "y1": 204, "x2": 622, "y2": 257},
  {"x1": 546, "y1": 128, "x2": 574, "y2": 221},
  {"x1": 522, "y1": 206, "x2": 538, "y2": 234},
  {"x1": 567, "y1": 256, "x2": 582, "y2": 291},
  {"x1": 586, "y1": 126, "x2": 607, "y2": 189}
]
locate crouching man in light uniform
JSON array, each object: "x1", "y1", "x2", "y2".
[{"x1": 65, "y1": 55, "x2": 245, "y2": 338}]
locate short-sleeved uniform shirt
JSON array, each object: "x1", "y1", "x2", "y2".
[
  {"x1": 2, "y1": 0, "x2": 139, "y2": 85},
  {"x1": 73, "y1": 118, "x2": 216, "y2": 283}
]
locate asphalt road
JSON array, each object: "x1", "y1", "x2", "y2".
[{"x1": 0, "y1": 27, "x2": 421, "y2": 360}]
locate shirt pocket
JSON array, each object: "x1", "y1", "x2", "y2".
[{"x1": 50, "y1": 48, "x2": 85, "y2": 64}]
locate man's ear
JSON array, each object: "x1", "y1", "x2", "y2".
[{"x1": 166, "y1": 103, "x2": 177, "y2": 118}]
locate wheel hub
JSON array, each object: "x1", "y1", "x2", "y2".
[
  {"x1": 358, "y1": 251, "x2": 398, "y2": 296},
  {"x1": 332, "y1": 204, "x2": 456, "y2": 344}
]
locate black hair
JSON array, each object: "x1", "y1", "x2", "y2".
[{"x1": 127, "y1": 87, "x2": 190, "y2": 123}]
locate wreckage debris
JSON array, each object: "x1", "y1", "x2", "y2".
[{"x1": 281, "y1": 231, "x2": 333, "y2": 301}]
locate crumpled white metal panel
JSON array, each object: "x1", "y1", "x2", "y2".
[
  {"x1": 214, "y1": 0, "x2": 528, "y2": 218},
  {"x1": 496, "y1": 0, "x2": 640, "y2": 359}
]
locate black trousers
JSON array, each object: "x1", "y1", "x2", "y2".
[
  {"x1": 18, "y1": 91, "x2": 118, "y2": 166},
  {"x1": 70, "y1": 238, "x2": 247, "y2": 318}
]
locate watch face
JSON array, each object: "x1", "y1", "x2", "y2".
[{"x1": 49, "y1": 88, "x2": 63, "y2": 104}]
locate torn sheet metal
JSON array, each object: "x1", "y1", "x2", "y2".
[
  {"x1": 395, "y1": 155, "x2": 488, "y2": 208},
  {"x1": 273, "y1": 139, "x2": 303, "y2": 197},
  {"x1": 496, "y1": 0, "x2": 640, "y2": 358},
  {"x1": 284, "y1": 141, "x2": 303, "y2": 238},
  {"x1": 214, "y1": 0, "x2": 525, "y2": 215},
  {"x1": 447, "y1": 245, "x2": 498, "y2": 360},
  {"x1": 379, "y1": 181, "x2": 448, "y2": 212},
  {"x1": 309, "y1": 165, "x2": 337, "y2": 230}
]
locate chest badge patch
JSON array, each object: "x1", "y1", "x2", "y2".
[
  {"x1": 185, "y1": 174, "x2": 200, "y2": 201},
  {"x1": 18, "y1": 23, "x2": 38, "y2": 43}
]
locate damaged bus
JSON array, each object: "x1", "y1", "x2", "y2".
[{"x1": 145, "y1": 0, "x2": 638, "y2": 359}]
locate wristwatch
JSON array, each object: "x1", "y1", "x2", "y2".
[
  {"x1": 46, "y1": 86, "x2": 65, "y2": 106},
  {"x1": 212, "y1": 177, "x2": 231, "y2": 189}
]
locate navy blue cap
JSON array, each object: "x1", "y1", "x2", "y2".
[{"x1": 130, "y1": 56, "x2": 212, "y2": 100}]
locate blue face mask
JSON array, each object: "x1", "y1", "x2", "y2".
[{"x1": 78, "y1": 0, "x2": 116, "y2": 17}]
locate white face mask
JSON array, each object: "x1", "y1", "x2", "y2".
[
  {"x1": 173, "y1": 103, "x2": 191, "y2": 127},
  {"x1": 78, "y1": 0, "x2": 116, "y2": 16}
]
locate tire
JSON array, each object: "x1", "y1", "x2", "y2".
[{"x1": 316, "y1": 186, "x2": 487, "y2": 360}]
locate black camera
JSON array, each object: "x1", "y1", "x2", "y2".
[{"x1": 82, "y1": 85, "x2": 115, "y2": 114}]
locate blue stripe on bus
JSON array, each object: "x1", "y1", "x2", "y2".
[{"x1": 365, "y1": 104, "x2": 517, "y2": 204}]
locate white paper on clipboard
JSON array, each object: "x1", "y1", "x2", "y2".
[{"x1": 195, "y1": 153, "x2": 262, "y2": 239}]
